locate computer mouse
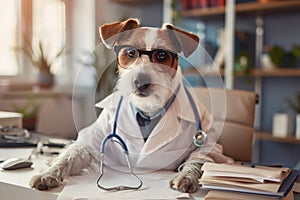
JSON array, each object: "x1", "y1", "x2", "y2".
[{"x1": 0, "y1": 158, "x2": 33, "y2": 170}]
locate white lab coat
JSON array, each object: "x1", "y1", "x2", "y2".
[{"x1": 77, "y1": 84, "x2": 233, "y2": 172}]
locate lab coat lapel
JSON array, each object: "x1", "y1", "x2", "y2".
[
  {"x1": 95, "y1": 92, "x2": 145, "y2": 151},
  {"x1": 140, "y1": 105, "x2": 180, "y2": 155},
  {"x1": 117, "y1": 101, "x2": 145, "y2": 150}
]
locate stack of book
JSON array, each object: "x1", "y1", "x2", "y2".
[
  {"x1": 199, "y1": 162, "x2": 298, "y2": 200},
  {"x1": 181, "y1": 0, "x2": 225, "y2": 10}
]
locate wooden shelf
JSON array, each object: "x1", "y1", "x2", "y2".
[
  {"x1": 251, "y1": 68, "x2": 300, "y2": 77},
  {"x1": 0, "y1": 86, "x2": 84, "y2": 99},
  {"x1": 183, "y1": 68, "x2": 300, "y2": 77},
  {"x1": 183, "y1": 68, "x2": 224, "y2": 76},
  {"x1": 181, "y1": 6, "x2": 225, "y2": 18},
  {"x1": 111, "y1": 0, "x2": 161, "y2": 4},
  {"x1": 255, "y1": 132, "x2": 300, "y2": 145},
  {"x1": 181, "y1": 1, "x2": 300, "y2": 18}
]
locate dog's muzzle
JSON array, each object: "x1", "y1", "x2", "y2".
[{"x1": 133, "y1": 73, "x2": 151, "y2": 97}]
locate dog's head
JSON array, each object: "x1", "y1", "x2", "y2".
[{"x1": 99, "y1": 18, "x2": 199, "y2": 116}]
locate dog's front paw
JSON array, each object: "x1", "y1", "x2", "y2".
[
  {"x1": 29, "y1": 173, "x2": 60, "y2": 190},
  {"x1": 169, "y1": 172, "x2": 199, "y2": 193}
]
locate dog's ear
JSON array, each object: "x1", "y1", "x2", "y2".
[
  {"x1": 99, "y1": 18, "x2": 140, "y2": 49},
  {"x1": 163, "y1": 23, "x2": 199, "y2": 57}
]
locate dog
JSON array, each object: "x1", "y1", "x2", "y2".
[{"x1": 30, "y1": 18, "x2": 233, "y2": 193}]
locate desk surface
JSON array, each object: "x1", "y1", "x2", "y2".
[
  {"x1": 0, "y1": 155, "x2": 61, "y2": 200},
  {"x1": 0, "y1": 153, "x2": 206, "y2": 200},
  {"x1": 0, "y1": 151, "x2": 299, "y2": 200}
]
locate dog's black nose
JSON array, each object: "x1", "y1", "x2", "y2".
[{"x1": 133, "y1": 73, "x2": 151, "y2": 92}]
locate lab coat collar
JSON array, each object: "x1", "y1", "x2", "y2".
[
  {"x1": 94, "y1": 84, "x2": 198, "y2": 154},
  {"x1": 94, "y1": 84, "x2": 198, "y2": 126},
  {"x1": 95, "y1": 91, "x2": 123, "y2": 109}
]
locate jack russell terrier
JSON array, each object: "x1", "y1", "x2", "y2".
[{"x1": 30, "y1": 18, "x2": 233, "y2": 193}]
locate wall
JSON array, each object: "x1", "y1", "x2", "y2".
[{"x1": 95, "y1": 0, "x2": 162, "y2": 42}]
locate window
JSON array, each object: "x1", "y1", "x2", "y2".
[
  {"x1": 32, "y1": 0, "x2": 66, "y2": 74},
  {"x1": 0, "y1": 0, "x2": 66, "y2": 76},
  {"x1": 0, "y1": 0, "x2": 18, "y2": 76}
]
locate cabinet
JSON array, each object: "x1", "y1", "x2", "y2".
[{"x1": 176, "y1": 0, "x2": 300, "y2": 167}]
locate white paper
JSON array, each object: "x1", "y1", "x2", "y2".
[
  {"x1": 202, "y1": 170, "x2": 281, "y2": 183},
  {"x1": 0, "y1": 181, "x2": 57, "y2": 200},
  {"x1": 58, "y1": 168, "x2": 185, "y2": 200}
]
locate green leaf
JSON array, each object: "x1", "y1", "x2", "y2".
[{"x1": 269, "y1": 46, "x2": 285, "y2": 67}]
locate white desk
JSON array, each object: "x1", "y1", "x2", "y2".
[
  {"x1": 1, "y1": 152, "x2": 298, "y2": 200},
  {"x1": 0, "y1": 155, "x2": 61, "y2": 200},
  {"x1": 0, "y1": 153, "x2": 206, "y2": 200}
]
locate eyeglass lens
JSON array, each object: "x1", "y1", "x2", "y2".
[{"x1": 114, "y1": 46, "x2": 177, "y2": 71}]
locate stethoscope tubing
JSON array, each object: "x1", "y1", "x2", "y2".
[
  {"x1": 100, "y1": 95, "x2": 129, "y2": 154},
  {"x1": 97, "y1": 95, "x2": 142, "y2": 191}
]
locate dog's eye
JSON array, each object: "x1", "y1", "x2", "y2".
[
  {"x1": 155, "y1": 50, "x2": 169, "y2": 63},
  {"x1": 125, "y1": 48, "x2": 138, "y2": 59}
]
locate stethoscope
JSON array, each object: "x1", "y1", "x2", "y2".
[
  {"x1": 96, "y1": 96, "x2": 143, "y2": 191},
  {"x1": 96, "y1": 85, "x2": 207, "y2": 191}
]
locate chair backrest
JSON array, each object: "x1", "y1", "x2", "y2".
[{"x1": 190, "y1": 87, "x2": 257, "y2": 162}]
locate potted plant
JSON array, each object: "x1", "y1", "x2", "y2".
[
  {"x1": 291, "y1": 45, "x2": 300, "y2": 68},
  {"x1": 17, "y1": 38, "x2": 64, "y2": 88},
  {"x1": 12, "y1": 97, "x2": 41, "y2": 131},
  {"x1": 287, "y1": 93, "x2": 300, "y2": 139},
  {"x1": 269, "y1": 45, "x2": 285, "y2": 68}
]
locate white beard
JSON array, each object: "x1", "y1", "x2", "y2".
[{"x1": 116, "y1": 64, "x2": 182, "y2": 116}]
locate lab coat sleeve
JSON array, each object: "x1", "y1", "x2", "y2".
[
  {"x1": 186, "y1": 102, "x2": 234, "y2": 164},
  {"x1": 76, "y1": 108, "x2": 113, "y2": 161}
]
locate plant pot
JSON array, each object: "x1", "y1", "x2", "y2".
[
  {"x1": 37, "y1": 71, "x2": 54, "y2": 88},
  {"x1": 296, "y1": 114, "x2": 300, "y2": 139},
  {"x1": 272, "y1": 113, "x2": 293, "y2": 137},
  {"x1": 23, "y1": 116, "x2": 37, "y2": 131}
]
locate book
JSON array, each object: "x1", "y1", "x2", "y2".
[
  {"x1": 199, "y1": 162, "x2": 298, "y2": 198},
  {"x1": 204, "y1": 189, "x2": 294, "y2": 200}
]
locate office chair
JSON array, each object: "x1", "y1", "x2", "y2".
[{"x1": 190, "y1": 87, "x2": 257, "y2": 162}]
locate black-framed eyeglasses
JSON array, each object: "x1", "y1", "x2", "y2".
[{"x1": 114, "y1": 45, "x2": 178, "y2": 72}]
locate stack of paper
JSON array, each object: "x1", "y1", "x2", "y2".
[
  {"x1": 199, "y1": 163, "x2": 298, "y2": 199},
  {"x1": 0, "y1": 111, "x2": 22, "y2": 127}
]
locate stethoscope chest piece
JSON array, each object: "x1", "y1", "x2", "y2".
[{"x1": 193, "y1": 130, "x2": 207, "y2": 147}]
